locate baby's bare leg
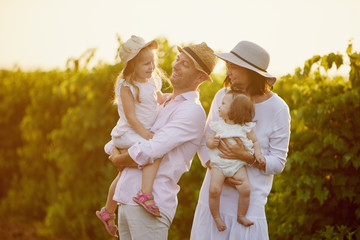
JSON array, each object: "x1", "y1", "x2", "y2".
[
  {"x1": 233, "y1": 167, "x2": 254, "y2": 227},
  {"x1": 209, "y1": 167, "x2": 227, "y2": 232}
]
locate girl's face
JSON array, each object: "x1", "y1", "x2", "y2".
[
  {"x1": 133, "y1": 48, "x2": 155, "y2": 81},
  {"x1": 219, "y1": 93, "x2": 233, "y2": 121},
  {"x1": 226, "y1": 62, "x2": 251, "y2": 91}
]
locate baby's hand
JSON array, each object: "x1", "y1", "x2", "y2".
[
  {"x1": 256, "y1": 155, "x2": 266, "y2": 169},
  {"x1": 206, "y1": 134, "x2": 221, "y2": 149},
  {"x1": 213, "y1": 136, "x2": 220, "y2": 147}
]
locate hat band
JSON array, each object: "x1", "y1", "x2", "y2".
[
  {"x1": 183, "y1": 47, "x2": 211, "y2": 75},
  {"x1": 230, "y1": 51, "x2": 267, "y2": 72}
]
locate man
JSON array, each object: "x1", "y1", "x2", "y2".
[{"x1": 109, "y1": 42, "x2": 217, "y2": 239}]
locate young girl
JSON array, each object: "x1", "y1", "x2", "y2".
[
  {"x1": 96, "y1": 35, "x2": 167, "y2": 238},
  {"x1": 206, "y1": 90, "x2": 265, "y2": 232}
]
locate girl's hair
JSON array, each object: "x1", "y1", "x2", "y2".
[
  {"x1": 113, "y1": 46, "x2": 168, "y2": 104},
  {"x1": 226, "y1": 90, "x2": 255, "y2": 125},
  {"x1": 223, "y1": 65, "x2": 271, "y2": 96}
]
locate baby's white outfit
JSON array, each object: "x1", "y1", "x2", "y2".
[
  {"x1": 208, "y1": 119, "x2": 256, "y2": 177},
  {"x1": 110, "y1": 76, "x2": 162, "y2": 148}
]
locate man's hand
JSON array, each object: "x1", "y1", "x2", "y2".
[{"x1": 108, "y1": 147, "x2": 137, "y2": 171}]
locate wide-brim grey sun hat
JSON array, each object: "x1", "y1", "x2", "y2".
[{"x1": 215, "y1": 41, "x2": 276, "y2": 87}]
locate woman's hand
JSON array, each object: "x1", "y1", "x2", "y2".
[
  {"x1": 218, "y1": 137, "x2": 251, "y2": 161},
  {"x1": 225, "y1": 176, "x2": 243, "y2": 187},
  {"x1": 219, "y1": 137, "x2": 265, "y2": 171}
]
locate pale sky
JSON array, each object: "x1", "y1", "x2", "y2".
[{"x1": 1, "y1": 0, "x2": 359, "y2": 77}]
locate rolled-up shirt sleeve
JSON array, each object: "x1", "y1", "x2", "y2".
[
  {"x1": 264, "y1": 105, "x2": 291, "y2": 174},
  {"x1": 129, "y1": 102, "x2": 206, "y2": 168}
]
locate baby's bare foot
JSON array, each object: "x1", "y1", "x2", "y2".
[
  {"x1": 214, "y1": 217, "x2": 227, "y2": 231},
  {"x1": 237, "y1": 216, "x2": 254, "y2": 227}
]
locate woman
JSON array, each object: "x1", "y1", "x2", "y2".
[{"x1": 190, "y1": 41, "x2": 291, "y2": 239}]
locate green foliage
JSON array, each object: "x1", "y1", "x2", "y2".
[
  {"x1": 267, "y1": 42, "x2": 360, "y2": 239},
  {"x1": 0, "y1": 37, "x2": 359, "y2": 239}
]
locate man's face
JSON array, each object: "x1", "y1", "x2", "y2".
[{"x1": 170, "y1": 52, "x2": 200, "y2": 91}]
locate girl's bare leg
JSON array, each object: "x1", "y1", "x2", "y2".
[
  {"x1": 209, "y1": 167, "x2": 227, "y2": 231},
  {"x1": 233, "y1": 167, "x2": 254, "y2": 227},
  {"x1": 104, "y1": 171, "x2": 121, "y2": 226},
  {"x1": 140, "y1": 158, "x2": 162, "y2": 205}
]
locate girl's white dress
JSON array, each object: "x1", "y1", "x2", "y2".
[
  {"x1": 191, "y1": 88, "x2": 291, "y2": 240},
  {"x1": 208, "y1": 120, "x2": 256, "y2": 177},
  {"x1": 110, "y1": 76, "x2": 162, "y2": 148}
]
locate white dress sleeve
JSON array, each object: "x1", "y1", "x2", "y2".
[
  {"x1": 121, "y1": 79, "x2": 137, "y2": 97},
  {"x1": 243, "y1": 122, "x2": 256, "y2": 133},
  {"x1": 264, "y1": 104, "x2": 291, "y2": 174},
  {"x1": 208, "y1": 120, "x2": 222, "y2": 133}
]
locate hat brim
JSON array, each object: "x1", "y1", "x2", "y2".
[
  {"x1": 215, "y1": 52, "x2": 276, "y2": 85},
  {"x1": 122, "y1": 40, "x2": 158, "y2": 72},
  {"x1": 128, "y1": 40, "x2": 158, "y2": 62},
  {"x1": 177, "y1": 46, "x2": 213, "y2": 82}
]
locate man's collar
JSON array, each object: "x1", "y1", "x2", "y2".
[{"x1": 172, "y1": 90, "x2": 199, "y2": 101}]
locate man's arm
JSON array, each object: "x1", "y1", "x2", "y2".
[
  {"x1": 109, "y1": 147, "x2": 138, "y2": 170},
  {"x1": 129, "y1": 103, "x2": 206, "y2": 167}
]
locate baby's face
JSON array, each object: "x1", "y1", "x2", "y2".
[{"x1": 219, "y1": 94, "x2": 232, "y2": 120}]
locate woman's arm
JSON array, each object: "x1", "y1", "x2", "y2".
[
  {"x1": 262, "y1": 105, "x2": 291, "y2": 174},
  {"x1": 120, "y1": 84, "x2": 154, "y2": 140}
]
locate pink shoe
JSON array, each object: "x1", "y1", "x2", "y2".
[
  {"x1": 133, "y1": 190, "x2": 161, "y2": 217},
  {"x1": 95, "y1": 207, "x2": 118, "y2": 238}
]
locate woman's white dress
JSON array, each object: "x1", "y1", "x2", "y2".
[{"x1": 190, "y1": 88, "x2": 291, "y2": 240}]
